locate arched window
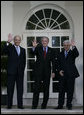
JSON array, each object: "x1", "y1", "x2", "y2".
[{"x1": 26, "y1": 9, "x2": 70, "y2": 30}]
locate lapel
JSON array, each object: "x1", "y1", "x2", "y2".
[
  {"x1": 66, "y1": 49, "x2": 71, "y2": 59},
  {"x1": 13, "y1": 45, "x2": 22, "y2": 57},
  {"x1": 64, "y1": 49, "x2": 71, "y2": 60},
  {"x1": 19, "y1": 46, "x2": 22, "y2": 56}
]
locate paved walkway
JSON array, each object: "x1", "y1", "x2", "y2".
[{"x1": 1, "y1": 106, "x2": 83, "y2": 114}]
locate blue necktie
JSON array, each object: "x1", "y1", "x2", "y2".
[{"x1": 65, "y1": 51, "x2": 68, "y2": 58}]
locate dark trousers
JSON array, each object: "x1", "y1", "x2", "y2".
[
  {"x1": 32, "y1": 75, "x2": 50, "y2": 108},
  {"x1": 7, "y1": 73, "x2": 24, "y2": 107},
  {"x1": 58, "y1": 75, "x2": 75, "y2": 107}
]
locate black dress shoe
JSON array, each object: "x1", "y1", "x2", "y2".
[
  {"x1": 54, "y1": 106, "x2": 63, "y2": 109},
  {"x1": 41, "y1": 106, "x2": 46, "y2": 109},
  {"x1": 32, "y1": 106, "x2": 37, "y2": 109},
  {"x1": 7, "y1": 106, "x2": 12, "y2": 109},
  {"x1": 18, "y1": 106, "x2": 24, "y2": 109},
  {"x1": 67, "y1": 106, "x2": 72, "y2": 110}
]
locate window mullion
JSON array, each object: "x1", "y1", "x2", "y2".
[
  {"x1": 48, "y1": 9, "x2": 53, "y2": 28},
  {"x1": 43, "y1": 9, "x2": 47, "y2": 28},
  {"x1": 34, "y1": 13, "x2": 46, "y2": 28}
]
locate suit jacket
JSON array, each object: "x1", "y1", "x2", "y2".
[
  {"x1": 3, "y1": 43, "x2": 26, "y2": 76},
  {"x1": 32, "y1": 45, "x2": 55, "y2": 80},
  {"x1": 57, "y1": 46, "x2": 80, "y2": 78}
]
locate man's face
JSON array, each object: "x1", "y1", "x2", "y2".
[
  {"x1": 63, "y1": 43, "x2": 71, "y2": 51},
  {"x1": 42, "y1": 38, "x2": 49, "y2": 47},
  {"x1": 14, "y1": 36, "x2": 21, "y2": 46}
]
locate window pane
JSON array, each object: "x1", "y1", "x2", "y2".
[
  {"x1": 60, "y1": 21, "x2": 70, "y2": 29},
  {"x1": 57, "y1": 14, "x2": 67, "y2": 24},
  {"x1": 44, "y1": 9, "x2": 51, "y2": 18},
  {"x1": 27, "y1": 48, "x2": 35, "y2": 58},
  {"x1": 26, "y1": 22, "x2": 35, "y2": 30},
  {"x1": 61, "y1": 36, "x2": 69, "y2": 46},
  {"x1": 27, "y1": 71, "x2": 34, "y2": 81},
  {"x1": 52, "y1": 36, "x2": 60, "y2": 47},
  {"x1": 27, "y1": 82, "x2": 34, "y2": 92},
  {"x1": 35, "y1": 10, "x2": 44, "y2": 20},
  {"x1": 53, "y1": 82, "x2": 59, "y2": 92},
  {"x1": 27, "y1": 37, "x2": 35, "y2": 47},
  {"x1": 36, "y1": 37, "x2": 43, "y2": 45},
  {"x1": 27, "y1": 60, "x2": 35, "y2": 69},
  {"x1": 41, "y1": 20, "x2": 46, "y2": 27},
  {"x1": 51, "y1": 10, "x2": 60, "y2": 20},
  {"x1": 50, "y1": 20, "x2": 54, "y2": 27},
  {"x1": 29, "y1": 14, "x2": 39, "y2": 24}
]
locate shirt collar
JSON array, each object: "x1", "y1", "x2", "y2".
[
  {"x1": 14, "y1": 45, "x2": 20, "y2": 48},
  {"x1": 43, "y1": 46, "x2": 48, "y2": 51},
  {"x1": 64, "y1": 49, "x2": 70, "y2": 53}
]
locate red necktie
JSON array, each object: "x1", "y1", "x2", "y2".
[{"x1": 44, "y1": 48, "x2": 46, "y2": 59}]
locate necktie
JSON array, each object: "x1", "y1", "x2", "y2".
[
  {"x1": 16, "y1": 46, "x2": 20, "y2": 56},
  {"x1": 65, "y1": 51, "x2": 68, "y2": 58},
  {"x1": 44, "y1": 48, "x2": 46, "y2": 59}
]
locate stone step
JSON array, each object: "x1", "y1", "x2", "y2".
[{"x1": 1, "y1": 106, "x2": 83, "y2": 114}]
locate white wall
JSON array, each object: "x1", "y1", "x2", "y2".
[
  {"x1": 1, "y1": 1, "x2": 83, "y2": 106},
  {"x1": 1, "y1": 1, "x2": 13, "y2": 41}
]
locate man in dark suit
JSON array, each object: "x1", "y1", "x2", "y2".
[
  {"x1": 3, "y1": 34, "x2": 26, "y2": 109},
  {"x1": 32, "y1": 37, "x2": 55, "y2": 109},
  {"x1": 55, "y1": 39, "x2": 79, "y2": 110}
]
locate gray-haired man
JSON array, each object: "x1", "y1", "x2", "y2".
[{"x1": 55, "y1": 39, "x2": 80, "y2": 110}]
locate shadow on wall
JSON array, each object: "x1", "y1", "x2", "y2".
[{"x1": 75, "y1": 46, "x2": 83, "y2": 105}]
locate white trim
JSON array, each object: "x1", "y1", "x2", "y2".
[{"x1": 21, "y1": 3, "x2": 74, "y2": 99}]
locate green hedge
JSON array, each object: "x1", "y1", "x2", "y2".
[{"x1": 1, "y1": 41, "x2": 12, "y2": 87}]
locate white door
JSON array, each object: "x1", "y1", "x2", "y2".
[
  {"x1": 21, "y1": 7, "x2": 73, "y2": 98},
  {"x1": 22, "y1": 29, "x2": 71, "y2": 98}
]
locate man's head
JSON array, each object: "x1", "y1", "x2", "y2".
[
  {"x1": 63, "y1": 40, "x2": 71, "y2": 51},
  {"x1": 14, "y1": 35, "x2": 21, "y2": 46},
  {"x1": 41, "y1": 37, "x2": 49, "y2": 47}
]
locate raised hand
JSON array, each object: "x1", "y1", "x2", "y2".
[
  {"x1": 8, "y1": 33, "x2": 13, "y2": 43},
  {"x1": 71, "y1": 39, "x2": 75, "y2": 46},
  {"x1": 52, "y1": 73, "x2": 55, "y2": 78},
  {"x1": 32, "y1": 40, "x2": 39, "y2": 48},
  {"x1": 59, "y1": 70, "x2": 64, "y2": 76}
]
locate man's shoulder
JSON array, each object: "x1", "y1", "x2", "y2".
[
  {"x1": 48, "y1": 46, "x2": 52, "y2": 50},
  {"x1": 20, "y1": 46, "x2": 25, "y2": 49},
  {"x1": 20, "y1": 46, "x2": 26, "y2": 51}
]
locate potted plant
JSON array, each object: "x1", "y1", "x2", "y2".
[{"x1": 1, "y1": 41, "x2": 8, "y2": 105}]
